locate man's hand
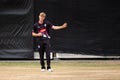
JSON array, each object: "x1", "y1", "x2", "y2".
[
  {"x1": 37, "y1": 33, "x2": 42, "y2": 37},
  {"x1": 32, "y1": 32, "x2": 42, "y2": 37},
  {"x1": 52, "y1": 22, "x2": 68, "y2": 30},
  {"x1": 62, "y1": 23, "x2": 68, "y2": 28}
]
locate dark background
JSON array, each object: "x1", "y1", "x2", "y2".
[
  {"x1": 0, "y1": 0, "x2": 120, "y2": 59},
  {"x1": 34, "y1": 0, "x2": 120, "y2": 56},
  {"x1": 0, "y1": 0, "x2": 33, "y2": 59}
]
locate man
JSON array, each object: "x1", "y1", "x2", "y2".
[{"x1": 32, "y1": 12, "x2": 67, "y2": 72}]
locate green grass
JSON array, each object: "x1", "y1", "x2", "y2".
[
  {"x1": 0, "y1": 60, "x2": 120, "y2": 80},
  {"x1": 0, "y1": 60, "x2": 120, "y2": 67},
  {"x1": 0, "y1": 62, "x2": 39, "y2": 67}
]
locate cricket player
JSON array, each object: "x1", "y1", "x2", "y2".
[{"x1": 32, "y1": 12, "x2": 67, "y2": 72}]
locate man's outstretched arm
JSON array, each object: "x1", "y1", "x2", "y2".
[{"x1": 51, "y1": 23, "x2": 68, "y2": 30}]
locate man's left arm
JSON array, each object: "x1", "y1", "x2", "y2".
[{"x1": 51, "y1": 23, "x2": 68, "y2": 30}]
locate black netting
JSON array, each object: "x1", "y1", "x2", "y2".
[
  {"x1": 34, "y1": 0, "x2": 120, "y2": 56},
  {"x1": 0, "y1": 0, "x2": 119, "y2": 59},
  {"x1": 0, "y1": 0, "x2": 33, "y2": 59}
]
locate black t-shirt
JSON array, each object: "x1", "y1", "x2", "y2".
[{"x1": 32, "y1": 20, "x2": 53, "y2": 40}]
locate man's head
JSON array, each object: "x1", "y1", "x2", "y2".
[
  {"x1": 39, "y1": 12, "x2": 46, "y2": 21},
  {"x1": 39, "y1": 12, "x2": 46, "y2": 20},
  {"x1": 39, "y1": 12, "x2": 46, "y2": 17}
]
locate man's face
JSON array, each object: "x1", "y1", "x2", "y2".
[{"x1": 39, "y1": 15, "x2": 45, "y2": 21}]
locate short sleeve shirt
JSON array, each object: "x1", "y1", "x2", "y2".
[{"x1": 32, "y1": 20, "x2": 53, "y2": 39}]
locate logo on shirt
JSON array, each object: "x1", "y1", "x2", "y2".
[
  {"x1": 44, "y1": 24, "x2": 47, "y2": 27},
  {"x1": 39, "y1": 28, "x2": 46, "y2": 33}
]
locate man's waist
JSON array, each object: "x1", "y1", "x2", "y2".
[{"x1": 37, "y1": 37, "x2": 50, "y2": 40}]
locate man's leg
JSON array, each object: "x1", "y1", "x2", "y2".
[
  {"x1": 38, "y1": 44, "x2": 45, "y2": 69},
  {"x1": 44, "y1": 40, "x2": 51, "y2": 69}
]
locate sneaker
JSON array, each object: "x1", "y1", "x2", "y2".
[
  {"x1": 47, "y1": 68, "x2": 53, "y2": 72},
  {"x1": 41, "y1": 69, "x2": 45, "y2": 72}
]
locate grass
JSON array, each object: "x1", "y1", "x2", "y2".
[
  {"x1": 0, "y1": 60, "x2": 120, "y2": 67},
  {"x1": 0, "y1": 60, "x2": 120, "y2": 80}
]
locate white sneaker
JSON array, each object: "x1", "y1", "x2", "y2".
[
  {"x1": 47, "y1": 69, "x2": 53, "y2": 72},
  {"x1": 41, "y1": 69, "x2": 45, "y2": 72}
]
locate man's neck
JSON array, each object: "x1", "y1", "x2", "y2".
[{"x1": 39, "y1": 20, "x2": 44, "y2": 24}]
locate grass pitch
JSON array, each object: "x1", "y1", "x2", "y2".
[{"x1": 0, "y1": 60, "x2": 120, "y2": 80}]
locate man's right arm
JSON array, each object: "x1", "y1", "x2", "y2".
[
  {"x1": 32, "y1": 32, "x2": 42, "y2": 37},
  {"x1": 32, "y1": 23, "x2": 42, "y2": 37}
]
